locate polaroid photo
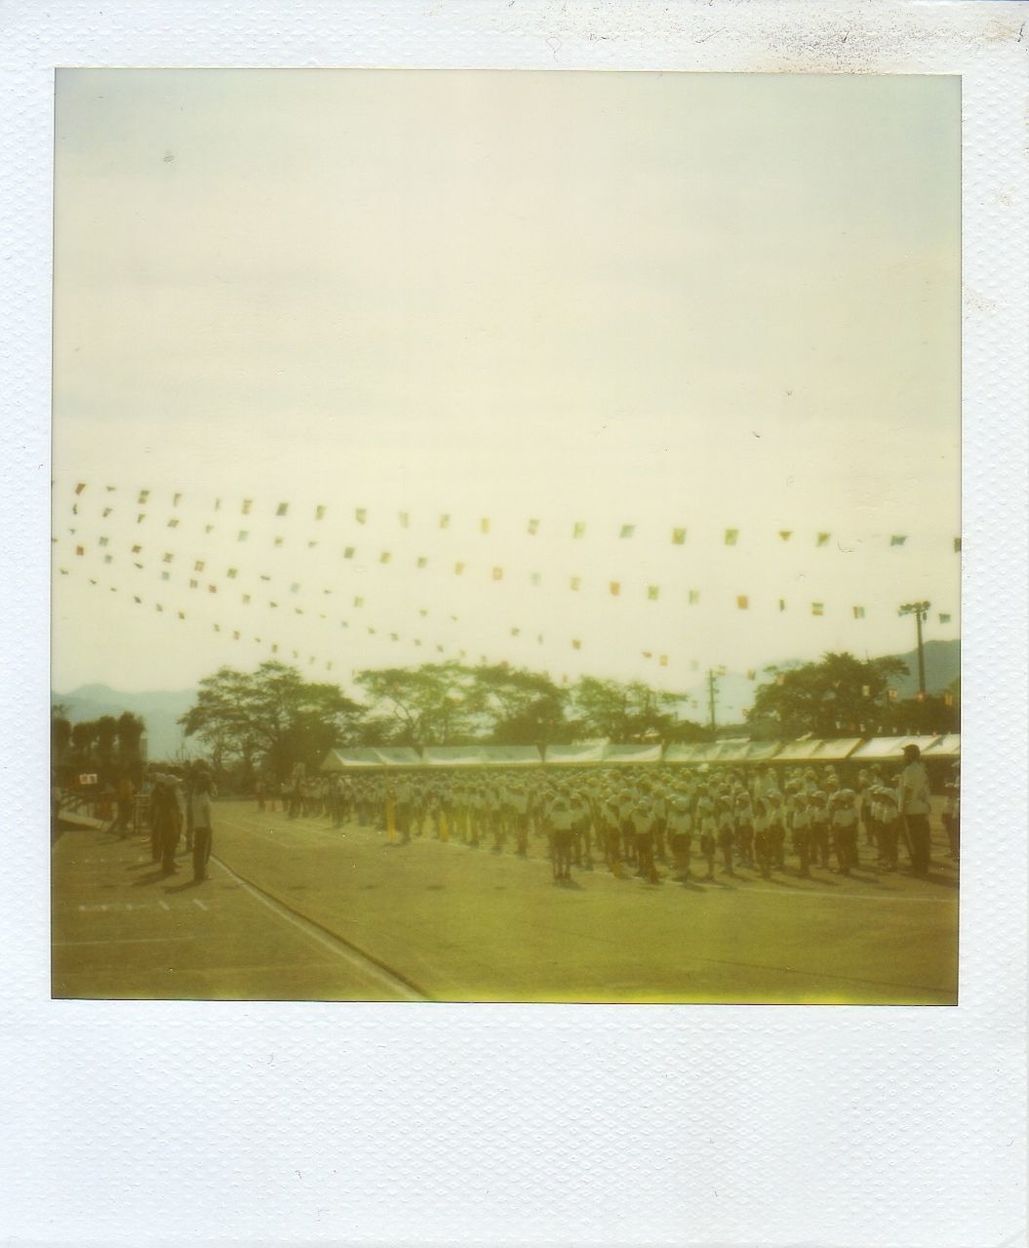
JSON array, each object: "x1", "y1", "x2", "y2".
[{"x1": 2, "y1": 3, "x2": 1026, "y2": 1247}]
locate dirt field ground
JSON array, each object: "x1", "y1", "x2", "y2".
[{"x1": 52, "y1": 798, "x2": 958, "y2": 1004}]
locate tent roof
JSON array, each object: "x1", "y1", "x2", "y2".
[
  {"x1": 662, "y1": 743, "x2": 705, "y2": 763},
  {"x1": 321, "y1": 748, "x2": 385, "y2": 770},
  {"x1": 663, "y1": 741, "x2": 777, "y2": 763},
  {"x1": 544, "y1": 741, "x2": 610, "y2": 764},
  {"x1": 774, "y1": 738, "x2": 830, "y2": 762},
  {"x1": 604, "y1": 744, "x2": 663, "y2": 764},
  {"x1": 809, "y1": 737, "x2": 864, "y2": 761},
  {"x1": 850, "y1": 735, "x2": 943, "y2": 761},
  {"x1": 369, "y1": 747, "x2": 423, "y2": 766},
  {"x1": 420, "y1": 745, "x2": 542, "y2": 766},
  {"x1": 476, "y1": 745, "x2": 543, "y2": 765},
  {"x1": 743, "y1": 740, "x2": 784, "y2": 761},
  {"x1": 923, "y1": 733, "x2": 961, "y2": 758}
]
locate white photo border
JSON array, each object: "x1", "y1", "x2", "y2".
[{"x1": 1, "y1": 3, "x2": 1026, "y2": 1246}]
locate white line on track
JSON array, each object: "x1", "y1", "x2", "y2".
[
  {"x1": 192, "y1": 898, "x2": 208, "y2": 911},
  {"x1": 158, "y1": 900, "x2": 170, "y2": 911},
  {"x1": 209, "y1": 853, "x2": 425, "y2": 1001}
]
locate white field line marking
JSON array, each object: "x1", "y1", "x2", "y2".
[
  {"x1": 158, "y1": 900, "x2": 170, "y2": 911},
  {"x1": 193, "y1": 898, "x2": 208, "y2": 911},
  {"x1": 76, "y1": 902, "x2": 147, "y2": 913},
  {"x1": 210, "y1": 855, "x2": 425, "y2": 1001},
  {"x1": 54, "y1": 937, "x2": 196, "y2": 947}
]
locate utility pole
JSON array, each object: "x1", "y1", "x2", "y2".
[
  {"x1": 707, "y1": 668, "x2": 718, "y2": 732},
  {"x1": 898, "y1": 601, "x2": 930, "y2": 695}
]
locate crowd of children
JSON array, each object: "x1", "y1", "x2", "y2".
[{"x1": 259, "y1": 757, "x2": 960, "y2": 885}]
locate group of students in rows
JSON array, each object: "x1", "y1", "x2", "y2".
[{"x1": 263, "y1": 746, "x2": 958, "y2": 885}]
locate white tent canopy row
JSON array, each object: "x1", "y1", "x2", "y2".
[{"x1": 320, "y1": 735, "x2": 959, "y2": 771}]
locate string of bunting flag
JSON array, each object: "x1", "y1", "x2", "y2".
[
  {"x1": 55, "y1": 533, "x2": 663, "y2": 674},
  {"x1": 58, "y1": 478, "x2": 960, "y2": 692},
  {"x1": 68, "y1": 480, "x2": 963, "y2": 554},
  {"x1": 53, "y1": 552, "x2": 806, "y2": 690}
]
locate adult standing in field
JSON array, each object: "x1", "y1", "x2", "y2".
[
  {"x1": 548, "y1": 792, "x2": 576, "y2": 882},
  {"x1": 190, "y1": 771, "x2": 214, "y2": 882},
  {"x1": 394, "y1": 776, "x2": 414, "y2": 844},
  {"x1": 151, "y1": 773, "x2": 182, "y2": 875},
  {"x1": 899, "y1": 743, "x2": 933, "y2": 878},
  {"x1": 182, "y1": 765, "x2": 195, "y2": 854},
  {"x1": 115, "y1": 772, "x2": 136, "y2": 839},
  {"x1": 830, "y1": 787, "x2": 859, "y2": 877},
  {"x1": 943, "y1": 779, "x2": 960, "y2": 863},
  {"x1": 631, "y1": 792, "x2": 658, "y2": 882}
]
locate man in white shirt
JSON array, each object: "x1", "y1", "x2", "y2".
[
  {"x1": 190, "y1": 772, "x2": 214, "y2": 882},
  {"x1": 899, "y1": 743, "x2": 933, "y2": 877}
]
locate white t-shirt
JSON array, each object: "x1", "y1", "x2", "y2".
[
  {"x1": 900, "y1": 762, "x2": 932, "y2": 816},
  {"x1": 189, "y1": 790, "x2": 212, "y2": 829}
]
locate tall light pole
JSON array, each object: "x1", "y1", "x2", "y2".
[
  {"x1": 899, "y1": 601, "x2": 931, "y2": 696},
  {"x1": 706, "y1": 666, "x2": 726, "y2": 733}
]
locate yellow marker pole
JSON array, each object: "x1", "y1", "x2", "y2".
[{"x1": 386, "y1": 797, "x2": 397, "y2": 843}]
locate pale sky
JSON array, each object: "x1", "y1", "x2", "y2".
[{"x1": 52, "y1": 70, "x2": 961, "y2": 698}]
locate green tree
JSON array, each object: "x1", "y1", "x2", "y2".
[
  {"x1": 116, "y1": 711, "x2": 146, "y2": 765},
  {"x1": 468, "y1": 663, "x2": 571, "y2": 746},
  {"x1": 354, "y1": 662, "x2": 476, "y2": 745},
  {"x1": 51, "y1": 710, "x2": 72, "y2": 762},
  {"x1": 748, "y1": 651, "x2": 909, "y2": 738},
  {"x1": 879, "y1": 692, "x2": 960, "y2": 736},
  {"x1": 181, "y1": 662, "x2": 364, "y2": 777},
  {"x1": 95, "y1": 715, "x2": 118, "y2": 764},
  {"x1": 70, "y1": 720, "x2": 96, "y2": 761},
  {"x1": 569, "y1": 677, "x2": 695, "y2": 743}
]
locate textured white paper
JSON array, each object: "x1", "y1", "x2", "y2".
[{"x1": 2, "y1": 3, "x2": 1026, "y2": 1246}]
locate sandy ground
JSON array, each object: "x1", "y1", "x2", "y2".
[{"x1": 52, "y1": 798, "x2": 958, "y2": 1004}]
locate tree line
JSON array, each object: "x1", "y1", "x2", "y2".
[
  {"x1": 172, "y1": 652, "x2": 958, "y2": 782},
  {"x1": 50, "y1": 708, "x2": 147, "y2": 784}
]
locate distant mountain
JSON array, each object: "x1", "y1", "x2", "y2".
[
  {"x1": 887, "y1": 639, "x2": 960, "y2": 699},
  {"x1": 52, "y1": 684, "x2": 197, "y2": 761}
]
